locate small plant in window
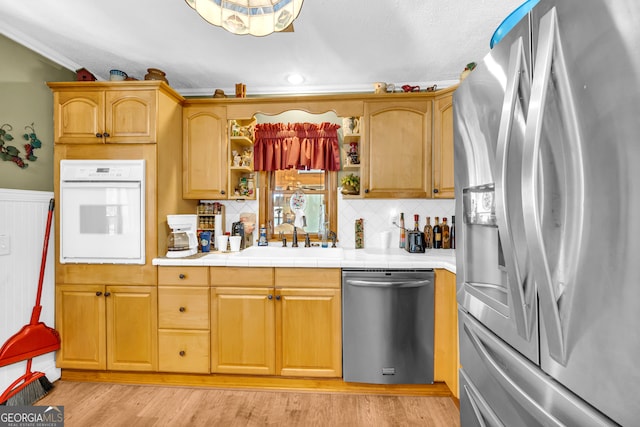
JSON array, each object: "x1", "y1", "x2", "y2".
[{"x1": 340, "y1": 173, "x2": 360, "y2": 195}]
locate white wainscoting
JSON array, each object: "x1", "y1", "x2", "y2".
[{"x1": 0, "y1": 189, "x2": 60, "y2": 395}]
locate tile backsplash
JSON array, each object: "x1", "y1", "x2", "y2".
[
  {"x1": 207, "y1": 195, "x2": 456, "y2": 249},
  {"x1": 337, "y1": 194, "x2": 456, "y2": 249}
]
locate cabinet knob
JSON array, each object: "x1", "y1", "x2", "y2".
[
  {"x1": 364, "y1": 189, "x2": 369, "y2": 194},
  {"x1": 104, "y1": 292, "x2": 111, "y2": 297},
  {"x1": 268, "y1": 294, "x2": 273, "y2": 300},
  {"x1": 179, "y1": 273, "x2": 186, "y2": 279},
  {"x1": 179, "y1": 350, "x2": 186, "y2": 357},
  {"x1": 276, "y1": 295, "x2": 281, "y2": 301},
  {"x1": 103, "y1": 132, "x2": 110, "y2": 138},
  {"x1": 221, "y1": 190, "x2": 226, "y2": 195},
  {"x1": 433, "y1": 188, "x2": 439, "y2": 193},
  {"x1": 179, "y1": 306, "x2": 186, "y2": 312},
  {"x1": 95, "y1": 133, "x2": 103, "y2": 138},
  {"x1": 95, "y1": 291, "x2": 102, "y2": 296}
]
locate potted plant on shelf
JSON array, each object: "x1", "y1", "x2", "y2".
[{"x1": 340, "y1": 173, "x2": 360, "y2": 195}]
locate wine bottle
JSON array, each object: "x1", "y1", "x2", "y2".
[
  {"x1": 423, "y1": 216, "x2": 433, "y2": 249},
  {"x1": 451, "y1": 215, "x2": 456, "y2": 249},
  {"x1": 433, "y1": 216, "x2": 442, "y2": 249},
  {"x1": 399, "y1": 213, "x2": 405, "y2": 248},
  {"x1": 442, "y1": 217, "x2": 450, "y2": 249}
]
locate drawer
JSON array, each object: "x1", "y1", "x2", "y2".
[
  {"x1": 158, "y1": 287, "x2": 209, "y2": 329},
  {"x1": 275, "y1": 268, "x2": 341, "y2": 288},
  {"x1": 158, "y1": 267, "x2": 209, "y2": 286},
  {"x1": 210, "y1": 267, "x2": 273, "y2": 287},
  {"x1": 158, "y1": 330, "x2": 210, "y2": 374}
]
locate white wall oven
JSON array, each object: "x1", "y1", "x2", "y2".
[{"x1": 60, "y1": 160, "x2": 145, "y2": 264}]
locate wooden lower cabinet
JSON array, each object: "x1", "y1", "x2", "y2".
[
  {"x1": 434, "y1": 269, "x2": 459, "y2": 398},
  {"x1": 277, "y1": 287, "x2": 342, "y2": 377},
  {"x1": 158, "y1": 267, "x2": 210, "y2": 373},
  {"x1": 55, "y1": 284, "x2": 157, "y2": 371},
  {"x1": 210, "y1": 267, "x2": 342, "y2": 378},
  {"x1": 211, "y1": 286, "x2": 276, "y2": 375}
]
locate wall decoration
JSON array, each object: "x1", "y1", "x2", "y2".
[{"x1": 0, "y1": 122, "x2": 42, "y2": 169}]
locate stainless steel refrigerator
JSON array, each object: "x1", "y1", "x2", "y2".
[{"x1": 454, "y1": 1, "x2": 640, "y2": 425}]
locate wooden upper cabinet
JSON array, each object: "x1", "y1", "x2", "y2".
[
  {"x1": 51, "y1": 87, "x2": 157, "y2": 144},
  {"x1": 105, "y1": 90, "x2": 156, "y2": 143},
  {"x1": 183, "y1": 105, "x2": 228, "y2": 199},
  {"x1": 433, "y1": 94, "x2": 455, "y2": 198},
  {"x1": 363, "y1": 99, "x2": 432, "y2": 198}
]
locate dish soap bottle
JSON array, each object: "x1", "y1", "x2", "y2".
[{"x1": 258, "y1": 224, "x2": 268, "y2": 246}]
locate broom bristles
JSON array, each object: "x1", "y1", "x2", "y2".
[{"x1": 1, "y1": 376, "x2": 54, "y2": 406}]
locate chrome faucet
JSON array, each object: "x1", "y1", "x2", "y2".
[
  {"x1": 304, "y1": 233, "x2": 311, "y2": 247},
  {"x1": 292, "y1": 226, "x2": 299, "y2": 247},
  {"x1": 328, "y1": 230, "x2": 337, "y2": 248},
  {"x1": 279, "y1": 231, "x2": 287, "y2": 247}
]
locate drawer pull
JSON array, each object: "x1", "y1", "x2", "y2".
[
  {"x1": 179, "y1": 306, "x2": 186, "y2": 312},
  {"x1": 179, "y1": 350, "x2": 186, "y2": 357},
  {"x1": 179, "y1": 273, "x2": 186, "y2": 279},
  {"x1": 104, "y1": 292, "x2": 111, "y2": 297},
  {"x1": 95, "y1": 291, "x2": 102, "y2": 297}
]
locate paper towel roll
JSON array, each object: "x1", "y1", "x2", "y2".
[{"x1": 214, "y1": 214, "x2": 223, "y2": 236}]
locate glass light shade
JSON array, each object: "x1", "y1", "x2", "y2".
[{"x1": 185, "y1": 0, "x2": 304, "y2": 36}]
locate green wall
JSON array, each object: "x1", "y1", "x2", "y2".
[{"x1": 0, "y1": 34, "x2": 75, "y2": 191}]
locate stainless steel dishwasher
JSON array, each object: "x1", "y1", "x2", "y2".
[{"x1": 342, "y1": 269, "x2": 434, "y2": 384}]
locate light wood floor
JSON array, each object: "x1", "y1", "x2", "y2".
[{"x1": 37, "y1": 380, "x2": 461, "y2": 426}]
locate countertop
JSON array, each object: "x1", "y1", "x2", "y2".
[{"x1": 153, "y1": 247, "x2": 456, "y2": 274}]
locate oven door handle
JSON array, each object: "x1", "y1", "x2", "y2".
[{"x1": 346, "y1": 279, "x2": 431, "y2": 288}]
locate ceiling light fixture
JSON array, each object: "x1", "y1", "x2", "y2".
[{"x1": 185, "y1": 0, "x2": 304, "y2": 37}]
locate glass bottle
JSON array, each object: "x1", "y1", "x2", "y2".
[
  {"x1": 442, "y1": 217, "x2": 450, "y2": 249},
  {"x1": 413, "y1": 214, "x2": 420, "y2": 231},
  {"x1": 423, "y1": 216, "x2": 433, "y2": 249},
  {"x1": 399, "y1": 213, "x2": 405, "y2": 248},
  {"x1": 433, "y1": 216, "x2": 442, "y2": 249}
]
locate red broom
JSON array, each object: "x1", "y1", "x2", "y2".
[{"x1": 0, "y1": 198, "x2": 60, "y2": 405}]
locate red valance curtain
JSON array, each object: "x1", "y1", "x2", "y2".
[{"x1": 253, "y1": 122, "x2": 341, "y2": 171}]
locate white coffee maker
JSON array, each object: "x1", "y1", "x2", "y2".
[{"x1": 166, "y1": 214, "x2": 198, "y2": 258}]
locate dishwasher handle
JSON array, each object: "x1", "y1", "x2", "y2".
[{"x1": 346, "y1": 279, "x2": 432, "y2": 288}]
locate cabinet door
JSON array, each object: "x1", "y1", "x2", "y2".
[
  {"x1": 55, "y1": 284, "x2": 106, "y2": 370},
  {"x1": 183, "y1": 105, "x2": 228, "y2": 199},
  {"x1": 363, "y1": 99, "x2": 432, "y2": 198},
  {"x1": 276, "y1": 288, "x2": 342, "y2": 377},
  {"x1": 211, "y1": 287, "x2": 275, "y2": 375},
  {"x1": 53, "y1": 90, "x2": 105, "y2": 144},
  {"x1": 433, "y1": 95, "x2": 455, "y2": 198},
  {"x1": 106, "y1": 286, "x2": 158, "y2": 371},
  {"x1": 105, "y1": 90, "x2": 157, "y2": 143}
]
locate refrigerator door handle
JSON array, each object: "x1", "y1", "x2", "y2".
[
  {"x1": 463, "y1": 314, "x2": 614, "y2": 427},
  {"x1": 461, "y1": 370, "x2": 505, "y2": 427},
  {"x1": 522, "y1": 6, "x2": 584, "y2": 366},
  {"x1": 494, "y1": 36, "x2": 532, "y2": 341},
  {"x1": 463, "y1": 321, "x2": 564, "y2": 427}
]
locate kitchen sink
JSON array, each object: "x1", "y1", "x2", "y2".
[{"x1": 238, "y1": 245, "x2": 343, "y2": 258}]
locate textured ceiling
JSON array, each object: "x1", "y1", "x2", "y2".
[{"x1": 0, "y1": 0, "x2": 523, "y2": 96}]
